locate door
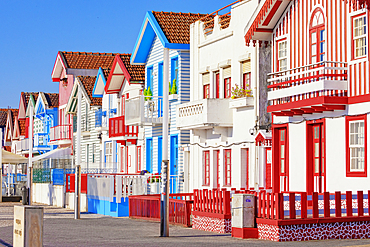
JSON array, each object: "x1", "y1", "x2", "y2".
[
  {"x1": 120, "y1": 146, "x2": 126, "y2": 173},
  {"x1": 170, "y1": 135, "x2": 178, "y2": 193},
  {"x1": 146, "y1": 138, "x2": 153, "y2": 173},
  {"x1": 279, "y1": 129, "x2": 288, "y2": 192},
  {"x1": 307, "y1": 123, "x2": 325, "y2": 194},
  {"x1": 215, "y1": 73, "x2": 220, "y2": 98},
  {"x1": 158, "y1": 62, "x2": 163, "y2": 117},
  {"x1": 265, "y1": 147, "x2": 272, "y2": 189},
  {"x1": 158, "y1": 136, "x2": 162, "y2": 174},
  {"x1": 310, "y1": 8, "x2": 325, "y2": 63},
  {"x1": 216, "y1": 150, "x2": 221, "y2": 189}
]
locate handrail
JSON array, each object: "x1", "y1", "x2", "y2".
[{"x1": 198, "y1": 0, "x2": 243, "y2": 22}]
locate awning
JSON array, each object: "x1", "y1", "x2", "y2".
[
  {"x1": 2, "y1": 150, "x2": 28, "y2": 164},
  {"x1": 32, "y1": 147, "x2": 72, "y2": 162}
]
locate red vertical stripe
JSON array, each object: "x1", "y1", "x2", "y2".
[
  {"x1": 359, "y1": 62, "x2": 362, "y2": 95},
  {"x1": 298, "y1": 1, "x2": 300, "y2": 67},
  {"x1": 365, "y1": 61, "x2": 367, "y2": 94}
]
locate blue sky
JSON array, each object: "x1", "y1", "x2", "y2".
[{"x1": 0, "y1": 0, "x2": 232, "y2": 108}]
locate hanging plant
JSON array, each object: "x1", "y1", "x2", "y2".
[{"x1": 231, "y1": 84, "x2": 252, "y2": 99}]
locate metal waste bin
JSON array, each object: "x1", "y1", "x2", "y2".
[{"x1": 21, "y1": 186, "x2": 28, "y2": 205}]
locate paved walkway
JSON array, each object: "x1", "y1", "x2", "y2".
[{"x1": 2, "y1": 202, "x2": 370, "y2": 246}]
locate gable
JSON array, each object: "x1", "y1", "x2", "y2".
[
  {"x1": 51, "y1": 52, "x2": 67, "y2": 82},
  {"x1": 18, "y1": 93, "x2": 27, "y2": 120},
  {"x1": 26, "y1": 94, "x2": 37, "y2": 117},
  {"x1": 12, "y1": 116, "x2": 20, "y2": 140},
  {"x1": 105, "y1": 55, "x2": 131, "y2": 94},
  {"x1": 66, "y1": 77, "x2": 91, "y2": 114},
  {"x1": 35, "y1": 94, "x2": 46, "y2": 118},
  {"x1": 93, "y1": 68, "x2": 106, "y2": 97}
]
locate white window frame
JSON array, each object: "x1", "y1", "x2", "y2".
[
  {"x1": 278, "y1": 40, "x2": 288, "y2": 71},
  {"x1": 353, "y1": 14, "x2": 367, "y2": 59},
  {"x1": 105, "y1": 142, "x2": 113, "y2": 164},
  {"x1": 349, "y1": 120, "x2": 365, "y2": 172}
]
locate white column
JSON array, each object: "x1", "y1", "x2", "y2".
[
  {"x1": 28, "y1": 105, "x2": 33, "y2": 204},
  {"x1": 163, "y1": 48, "x2": 169, "y2": 162},
  {"x1": 75, "y1": 85, "x2": 82, "y2": 219},
  {"x1": 220, "y1": 68, "x2": 224, "y2": 98}
]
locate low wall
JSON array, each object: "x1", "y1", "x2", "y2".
[
  {"x1": 192, "y1": 212, "x2": 231, "y2": 234},
  {"x1": 257, "y1": 218, "x2": 370, "y2": 241},
  {"x1": 87, "y1": 196, "x2": 129, "y2": 217},
  {"x1": 32, "y1": 183, "x2": 64, "y2": 207},
  {"x1": 65, "y1": 192, "x2": 88, "y2": 212}
]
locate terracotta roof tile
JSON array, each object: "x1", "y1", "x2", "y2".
[
  {"x1": 10, "y1": 109, "x2": 18, "y2": 126},
  {"x1": 119, "y1": 54, "x2": 145, "y2": 82},
  {"x1": 102, "y1": 68, "x2": 111, "y2": 80},
  {"x1": 22, "y1": 92, "x2": 39, "y2": 106},
  {"x1": 19, "y1": 119, "x2": 26, "y2": 136},
  {"x1": 0, "y1": 109, "x2": 8, "y2": 126},
  {"x1": 60, "y1": 51, "x2": 121, "y2": 70},
  {"x1": 43, "y1": 93, "x2": 59, "y2": 108},
  {"x1": 78, "y1": 76, "x2": 102, "y2": 106},
  {"x1": 4, "y1": 146, "x2": 11, "y2": 152},
  {"x1": 152, "y1": 11, "x2": 208, "y2": 44}
]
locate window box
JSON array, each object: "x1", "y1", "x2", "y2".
[
  {"x1": 229, "y1": 96, "x2": 254, "y2": 109},
  {"x1": 169, "y1": 94, "x2": 178, "y2": 101}
]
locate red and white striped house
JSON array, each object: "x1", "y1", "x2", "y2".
[{"x1": 245, "y1": 0, "x2": 370, "y2": 194}]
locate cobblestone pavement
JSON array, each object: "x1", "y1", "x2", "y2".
[{"x1": 2, "y1": 202, "x2": 370, "y2": 247}]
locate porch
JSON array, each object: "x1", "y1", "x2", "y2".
[{"x1": 125, "y1": 95, "x2": 163, "y2": 126}]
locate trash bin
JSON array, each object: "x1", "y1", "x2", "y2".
[{"x1": 21, "y1": 186, "x2": 28, "y2": 205}]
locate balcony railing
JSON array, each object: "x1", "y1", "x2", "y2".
[
  {"x1": 267, "y1": 61, "x2": 348, "y2": 114},
  {"x1": 50, "y1": 124, "x2": 72, "y2": 142},
  {"x1": 95, "y1": 109, "x2": 107, "y2": 129},
  {"x1": 109, "y1": 115, "x2": 139, "y2": 138},
  {"x1": 176, "y1": 98, "x2": 232, "y2": 130},
  {"x1": 34, "y1": 133, "x2": 50, "y2": 150},
  {"x1": 21, "y1": 138, "x2": 30, "y2": 151},
  {"x1": 125, "y1": 95, "x2": 163, "y2": 126}
]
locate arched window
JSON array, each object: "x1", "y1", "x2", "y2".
[{"x1": 309, "y1": 8, "x2": 326, "y2": 63}]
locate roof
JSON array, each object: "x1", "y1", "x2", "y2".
[
  {"x1": 78, "y1": 76, "x2": 102, "y2": 106},
  {"x1": 22, "y1": 92, "x2": 39, "y2": 106},
  {"x1": 131, "y1": 11, "x2": 207, "y2": 64},
  {"x1": 119, "y1": 54, "x2": 145, "y2": 82},
  {"x1": 60, "y1": 51, "x2": 119, "y2": 70},
  {"x1": 0, "y1": 109, "x2": 8, "y2": 126},
  {"x1": 9, "y1": 109, "x2": 18, "y2": 126},
  {"x1": 43, "y1": 93, "x2": 59, "y2": 108},
  {"x1": 152, "y1": 11, "x2": 207, "y2": 44},
  {"x1": 19, "y1": 119, "x2": 26, "y2": 136}
]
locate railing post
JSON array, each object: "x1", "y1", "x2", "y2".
[
  {"x1": 335, "y1": 191, "x2": 342, "y2": 217},
  {"x1": 289, "y1": 192, "x2": 296, "y2": 219},
  {"x1": 258, "y1": 191, "x2": 262, "y2": 217},
  {"x1": 223, "y1": 190, "x2": 230, "y2": 215},
  {"x1": 276, "y1": 193, "x2": 284, "y2": 220},
  {"x1": 266, "y1": 192, "x2": 270, "y2": 219},
  {"x1": 358, "y1": 191, "x2": 364, "y2": 217},
  {"x1": 346, "y1": 191, "x2": 353, "y2": 217},
  {"x1": 312, "y1": 192, "x2": 318, "y2": 218},
  {"x1": 301, "y1": 192, "x2": 307, "y2": 219},
  {"x1": 323, "y1": 192, "x2": 330, "y2": 217}
]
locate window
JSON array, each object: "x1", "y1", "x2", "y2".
[
  {"x1": 224, "y1": 78, "x2": 231, "y2": 98},
  {"x1": 105, "y1": 142, "x2": 113, "y2": 164},
  {"x1": 203, "y1": 151, "x2": 210, "y2": 186},
  {"x1": 353, "y1": 15, "x2": 367, "y2": 59},
  {"x1": 277, "y1": 40, "x2": 287, "y2": 71},
  {"x1": 171, "y1": 57, "x2": 179, "y2": 88},
  {"x1": 346, "y1": 115, "x2": 367, "y2": 177},
  {"x1": 309, "y1": 8, "x2": 325, "y2": 63},
  {"x1": 242, "y1": 60, "x2": 251, "y2": 90},
  {"x1": 203, "y1": 85, "x2": 210, "y2": 99},
  {"x1": 224, "y1": 149, "x2": 231, "y2": 186},
  {"x1": 202, "y1": 73, "x2": 210, "y2": 99},
  {"x1": 147, "y1": 66, "x2": 153, "y2": 91}
]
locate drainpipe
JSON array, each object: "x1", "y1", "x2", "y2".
[
  {"x1": 28, "y1": 105, "x2": 33, "y2": 204},
  {"x1": 75, "y1": 85, "x2": 82, "y2": 219},
  {"x1": 254, "y1": 45, "x2": 259, "y2": 190}
]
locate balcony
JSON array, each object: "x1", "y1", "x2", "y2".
[
  {"x1": 267, "y1": 61, "x2": 348, "y2": 116},
  {"x1": 49, "y1": 124, "x2": 72, "y2": 146},
  {"x1": 109, "y1": 115, "x2": 139, "y2": 139},
  {"x1": 125, "y1": 95, "x2": 163, "y2": 126},
  {"x1": 34, "y1": 133, "x2": 50, "y2": 151},
  {"x1": 95, "y1": 109, "x2": 107, "y2": 131},
  {"x1": 176, "y1": 98, "x2": 232, "y2": 130}
]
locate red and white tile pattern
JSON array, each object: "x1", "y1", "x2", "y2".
[
  {"x1": 192, "y1": 215, "x2": 231, "y2": 234},
  {"x1": 258, "y1": 221, "x2": 370, "y2": 241}
]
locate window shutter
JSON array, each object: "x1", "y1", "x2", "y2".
[
  {"x1": 242, "y1": 60, "x2": 251, "y2": 73},
  {"x1": 202, "y1": 73, "x2": 210, "y2": 85},
  {"x1": 223, "y1": 67, "x2": 231, "y2": 78}
]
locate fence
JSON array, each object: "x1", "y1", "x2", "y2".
[
  {"x1": 129, "y1": 193, "x2": 194, "y2": 227},
  {"x1": 257, "y1": 191, "x2": 370, "y2": 221},
  {"x1": 66, "y1": 174, "x2": 88, "y2": 194},
  {"x1": 193, "y1": 189, "x2": 231, "y2": 216}
]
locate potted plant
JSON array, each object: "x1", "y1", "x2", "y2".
[
  {"x1": 169, "y1": 79, "x2": 178, "y2": 101},
  {"x1": 229, "y1": 84, "x2": 253, "y2": 109},
  {"x1": 147, "y1": 173, "x2": 161, "y2": 194}
]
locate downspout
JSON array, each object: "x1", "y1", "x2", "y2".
[{"x1": 254, "y1": 45, "x2": 259, "y2": 190}]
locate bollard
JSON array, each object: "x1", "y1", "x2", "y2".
[
  {"x1": 14, "y1": 205, "x2": 43, "y2": 247},
  {"x1": 21, "y1": 186, "x2": 28, "y2": 205}
]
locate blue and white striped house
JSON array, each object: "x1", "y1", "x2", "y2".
[{"x1": 129, "y1": 11, "x2": 206, "y2": 192}]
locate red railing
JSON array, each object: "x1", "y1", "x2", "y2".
[
  {"x1": 257, "y1": 190, "x2": 370, "y2": 221},
  {"x1": 109, "y1": 116, "x2": 138, "y2": 138},
  {"x1": 193, "y1": 189, "x2": 231, "y2": 217},
  {"x1": 129, "y1": 193, "x2": 194, "y2": 227},
  {"x1": 66, "y1": 174, "x2": 87, "y2": 194},
  {"x1": 50, "y1": 124, "x2": 72, "y2": 142}
]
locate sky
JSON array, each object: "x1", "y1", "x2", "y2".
[{"x1": 0, "y1": 0, "x2": 232, "y2": 109}]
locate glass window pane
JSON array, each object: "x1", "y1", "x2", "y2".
[
  {"x1": 312, "y1": 44, "x2": 316, "y2": 55},
  {"x1": 281, "y1": 160, "x2": 284, "y2": 173},
  {"x1": 280, "y1": 145, "x2": 285, "y2": 158},
  {"x1": 314, "y1": 159, "x2": 319, "y2": 173},
  {"x1": 311, "y1": 32, "x2": 317, "y2": 43},
  {"x1": 315, "y1": 143, "x2": 319, "y2": 157}
]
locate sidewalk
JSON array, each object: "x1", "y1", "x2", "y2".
[{"x1": 2, "y1": 202, "x2": 370, "y2": 247}]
